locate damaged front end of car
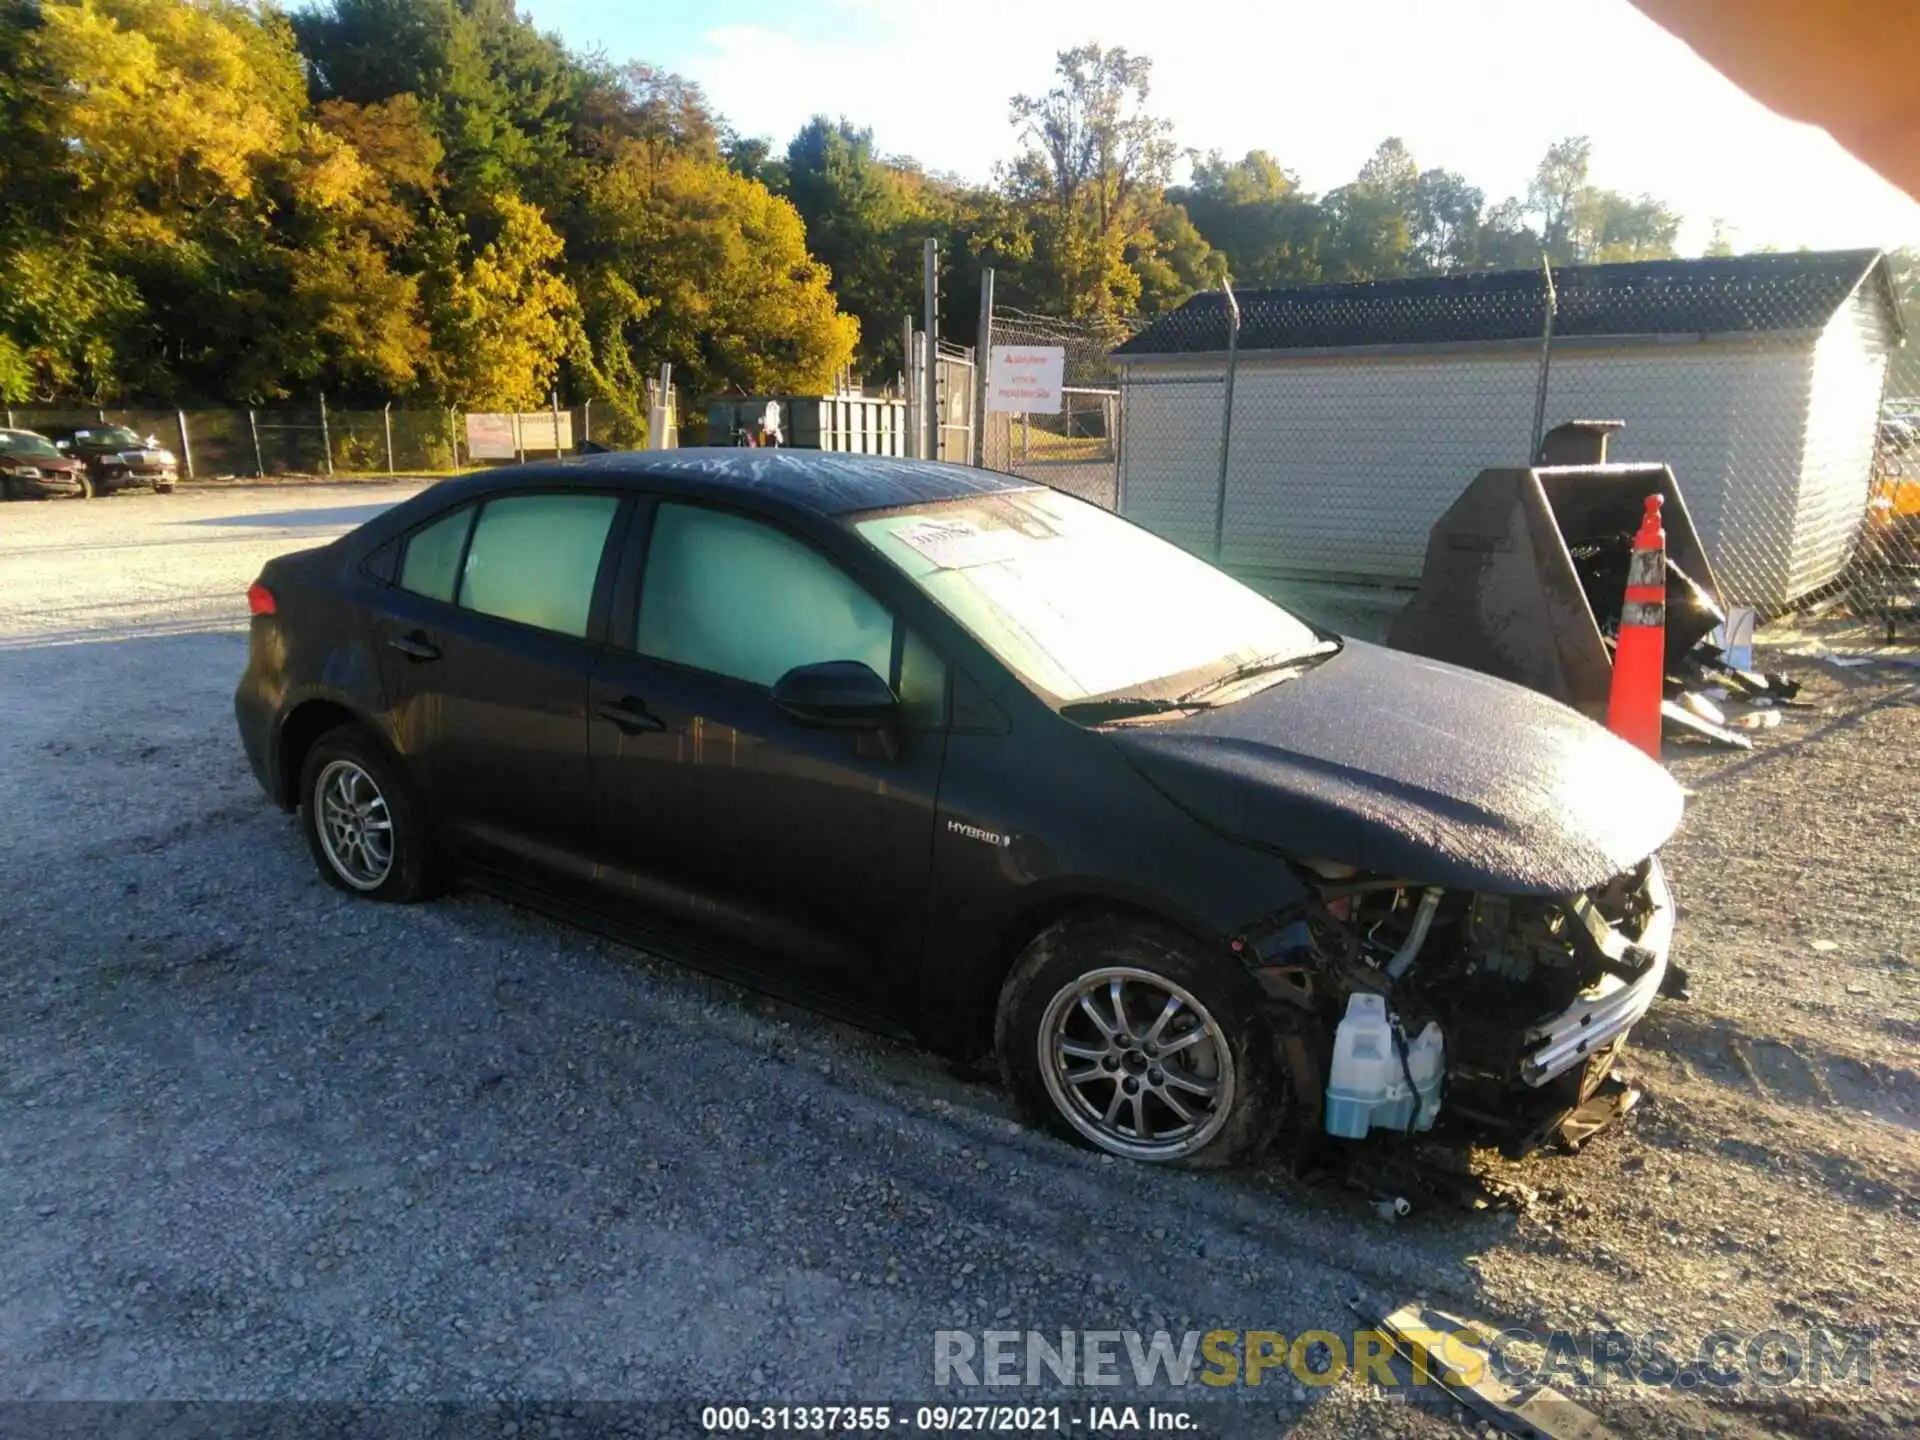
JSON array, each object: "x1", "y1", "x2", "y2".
[{"x1": 1230, "y1": 855, "x2": 1676, "y2": 1147}]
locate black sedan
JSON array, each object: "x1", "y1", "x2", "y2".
[
  {"x1": 235, "y1": 452, "x2": 1682, "y2": 1166},
  {"x1": 0, "y1": 428, "x2": 88, "y2": 499}
]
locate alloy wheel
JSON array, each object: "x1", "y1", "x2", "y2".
[
  {"x1": 314, "y1": 758, "x2": 395, "y2": 891},
  {"x1": 1037, "y1": 966, "x2": 1236, "y2": 1161}
]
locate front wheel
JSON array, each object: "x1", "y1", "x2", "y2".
[
  {"x1": 154, "y1": 482, "x2": 176, "y2": 494},
  {"x1": 995, "y1": 916, "x2": 1288, "y2": 1167},
  {"x1": 298, "y1": 727, "x2": 438, "y2": 902}
]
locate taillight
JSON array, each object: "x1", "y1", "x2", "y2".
[{"x1": 246, "y1": 581, "x2": 276, "y2": 615}]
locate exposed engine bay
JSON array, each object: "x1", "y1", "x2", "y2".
[{"x1": 1233, "y1": 857, "x2": 1674, "y2": 1142}]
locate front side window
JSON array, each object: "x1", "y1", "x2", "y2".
[
  {"x1": 637, "y1": 503, "x2": 945, "y2": 723},
  {"x1": 638, "y1": 503, "x2": 891, "y2": 686},
  {"x1": 458, "y1": 494, "x2": 620, "y2": 638},
  {"x1": 854, "y1": 487, "x2": 1330, "y2": 706}
]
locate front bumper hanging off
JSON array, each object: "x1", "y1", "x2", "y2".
[{"x1": 1519, "y1": 857, "x2": 1674, "y2": 1086}]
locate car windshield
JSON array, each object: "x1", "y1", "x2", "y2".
[
  {"x1": 79, "y1": 427, "x2": 145, "y2": 447},
  {"x1": 854, "y1": 487, "x2": 1332, "y2": 706},
  {"x1": 0, "y1": 431, "x2": 60, "y2": 458}
]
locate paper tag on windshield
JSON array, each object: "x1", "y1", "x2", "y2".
[{"x1": 892, "y1": 519, "x2": 1028, "y2": 570}]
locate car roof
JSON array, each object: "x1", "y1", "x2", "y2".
[
  {"x1": 419, "y1": 448, "x2": 1042, "y2": 519},
  {"x1": 0, "y1": 429, "x2": 52, "y2": 444}
]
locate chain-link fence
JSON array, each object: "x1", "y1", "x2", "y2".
[
  {"x1": 1089, "y1": 252, "x2": 1913, "y2": 642},
  {"x1": 0, "y1": 402, "x2": 621, "y2": 478},
  {"x1": 980, "y1": 307, "x2": 1133, "y2": 509}
]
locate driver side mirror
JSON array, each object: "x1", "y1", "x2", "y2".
[
  {"x1": 772, "y1": 660, "x2": 899, "y2": 729},
  {"x1": 55, "y1": 441, "x2": 69, "y2": 452}
]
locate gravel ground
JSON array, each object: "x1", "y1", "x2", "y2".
[{"x1": 1, "y1": 484, "x2": 1915, "y2": 1438}]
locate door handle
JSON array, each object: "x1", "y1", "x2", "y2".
[
  {"x1": 387, "y1": 631, "x2": 441, "y2": 662},
  {"x1": 596, "y1": 696, "x2": 668, "y2": 735}
]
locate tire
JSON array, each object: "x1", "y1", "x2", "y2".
[
  {"x1": 1, "y1": 477, "x2": 15, "y2": 501},
  {"x1": 298, "y1": 726, "x2": 438, "y2": 902},
  {"x1": 154, "y1": 482, "x2": 176, "y2": 494},
  {"x1": 995, "y1": 915, "x2": 1287, "y2": 1167}
]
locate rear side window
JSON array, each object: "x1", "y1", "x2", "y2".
[
  {"x1": 399, "y1": 507, "x2": 472, "y2": 602},
  {"x1": 459, "y1": 494, "x2": 619, "y2": 638}
]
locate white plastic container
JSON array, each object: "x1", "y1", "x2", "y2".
[{"x1": 1323, "y1": 994, "x2": 1446, "y2": 1137}]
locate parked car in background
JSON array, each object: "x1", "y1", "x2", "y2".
[
  {"x1": 0, "y1": 428, "x2": 88, "y2": 500},
  {"x1": 235, "y1": 452, "x2": 1682, "y2": 1168},
  {"x1": 44, "y1": 424, "x2": 178, "y2": 495}
]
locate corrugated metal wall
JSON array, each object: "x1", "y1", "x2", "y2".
[
  {"x1": 1115, "y1": 335, "x2": 1874, "y2": 609},
  {"x1": 1795, "y1": 290, "x2": 1895, "y2": 598}
]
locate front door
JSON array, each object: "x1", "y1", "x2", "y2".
[
  {"x1": 371, "y1": 491, "x2": 626, "y2": 878},
  {"x1": 586, "y1": 500, "x2": 949, "y2": 988}
]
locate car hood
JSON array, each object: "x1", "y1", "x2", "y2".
[{"x1": 1106, "y1": 639, "x2": 1684, "y2": 896}]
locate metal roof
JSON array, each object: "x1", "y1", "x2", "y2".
[{"x1": 1114, "y1": 249, "x2": 1903, "y2": 360}]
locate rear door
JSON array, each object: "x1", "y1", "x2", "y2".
[
  {"x1": 371, "y1": 489, "x2": 628, "y2": 879},
  {"x1": 585, "y1": 499, "x2": 950, "y2": 987}
]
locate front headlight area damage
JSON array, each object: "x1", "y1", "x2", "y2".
[{"x1": 1231, "y1": 856, "x2": 1675, "y2": 1144}]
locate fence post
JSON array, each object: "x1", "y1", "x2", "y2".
[
  {"x1": 318, "y1": 391, "x2": 334, "y2": 477},
  {"x1": 513, "y1": 411, "x2": 524, "y2": 465},
  {"x1": 175, "y1": 409, "x2": 195, "y2": 481},
  {"x1": 1212, "y1": 279, "x2": 1242, "y2": 564},
  {"x1": 1530, "y1": 256, "x2": 1558, "y2": 462},
  {"x1": 383, "y1": 402, "x2": 394, "y2": 476},
  {"x1": 248, "y1": 408, "x2": 264, "y2": 478},
  {"x1": 922, "y1": 238, "x2": 940, "y2": 461},
  {"x1": 582, "y1": 398, "x2": 592, "y2": 446},
  {"x1": 4, "y1": 408, "x2": 14, "y2": 428},
  {"x1": 447, "y1": 408, "x2": 459, "y2": 472},
  {"x1": 901, "y1": 315, "x2": 918, "y2": 459},
  {"x1": 974, "y1": 267, "x2": 994, "y2": 467}
]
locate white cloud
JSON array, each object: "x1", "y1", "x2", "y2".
[{"x1": 675, "y1": 0, "x2": 1920, "y2": 253}]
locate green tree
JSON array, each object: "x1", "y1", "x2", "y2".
[
  {"x1": 1171, "y1": 151, "x2": 1327, "y2": 284},
  {"x1": 784, "y1": 117, "x2": 921, "y2": 373},
  {"x1": 1007, "y1": 43, "x2": 1181, "y2": 317},
  {"x1": 419, "y1": 192, "x2": 578, "y2": 407},
  {"x1": 1409, "y1": 168, "x2": 1485, "y2": 272}
]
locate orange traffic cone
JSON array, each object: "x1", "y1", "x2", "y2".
[{"x1": 1607, "y1": 494, "x2": 1667, "y2": 758}]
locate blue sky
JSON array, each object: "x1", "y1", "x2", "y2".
[{"x1": 520, "y1": 0, "x2": 1920, "y2": 255}]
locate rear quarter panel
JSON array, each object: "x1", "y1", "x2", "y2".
[{"x1": 236, "y1": 542, "x2": 394, "y2": 807}]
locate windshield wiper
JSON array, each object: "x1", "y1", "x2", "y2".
[
  {"x1": 1059, "y1": 696, "x2": 1215, "y2": 723},
  {"x1": 1176, "y1": 642, "x2": 1341, "y2": 706}
]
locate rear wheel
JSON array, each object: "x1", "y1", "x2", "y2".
[
  {"x1": 298, "y1": 727, "x2": 437, "y2": 902},
  {"x1": 996, "y1": 916, "x2": 1286, "y2": 1167}
]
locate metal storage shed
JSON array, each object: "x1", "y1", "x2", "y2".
[{"x1": 1112, "y1": 250, "x2": 1904, "y2": 609}]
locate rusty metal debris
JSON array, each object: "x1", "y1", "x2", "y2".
[{"x1": 1356, "y1": 1297, "x2": 1614, "y2": 1440}]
